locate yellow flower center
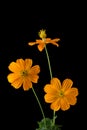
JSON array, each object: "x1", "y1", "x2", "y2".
[
  {"x1": 38, "y1": 29, "x2": 47, "y2": 39},
  {"x1": 21, "y1": 70, "x2": 28, "y2": 77},
  {"x1": 59, "y1": 90, "x2": 64, "y2": 97}
]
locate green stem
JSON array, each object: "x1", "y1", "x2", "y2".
[
  {"x1": 44, "y1": 45, "x2": 56, "y2": 125},
  {"x1": 44, "y1": 46, "x2": 52, "y2": 79},
  {"x1": 52, "y1": 111, "x2": 56, "y2": 125},
  {"x1": 32, "y1": 87, "x2": 46, "y2": 127}
]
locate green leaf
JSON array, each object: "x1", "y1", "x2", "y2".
[{"x1": 36, "y1": 118, "x2": 62, "y2": 130}]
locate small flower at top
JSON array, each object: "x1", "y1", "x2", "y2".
[
  {"x1": 44, "y1": 78, "x2": 79, "y2": 111},
  {"x1": 7, "y1": 58, "x2": 40, "y2": 91},
  {"x1": 28, "y1": 29, "x2": 60, "y2": 52}
]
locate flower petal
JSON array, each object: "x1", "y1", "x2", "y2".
[
  {"x1": 45, "y1": 38, "x2": 51, "y2": 43},
  {"x1": 16, "y1": 59, "x2": 25, "y2": 70},
  {"x1": 65, "y1": 87, "x2": 79, "y2": 96},
  {"x1": 30, "y1": 75, "x2": 39, "y2": 83},
  {"x1": 23, "y1": 78, "x2": 32, "y2": 91},
  {"x1": 8, "y1": 62, "x2": 21, "y2": 72},
  {"x1": 51, "y1": 78, "x2": 61, "y2": 90},
  {"x1": 24, "y1": 59, "x2": 32, "y2": 70},
  {"x1": 50, "y1": 98, "x2": 60, "y2": 111},
  {"x1": 46, "y1": 38, "x2": 60, "y2": 46},
  {"x1": 44, "y1": 94, "x2": 59, "y2": 103},
  {"x1": 53, "y1": 38, "x2": 60, "y2": 42},
  {"x1": 11, "y1": 78, "x2": 23, "y2": 89},
  {"x1": 66, "y1": 95, "x2": 77, "y2": 105},
  {"x1": 30, "y1": 65, "x2": 40, "y2": 74},
  {"x1": 7, "y1": 73, "x2": 21, "y2": 83},
  {"x1": 28, "y1": 41, "x2": 38, "y2": 46},
  {"x1": 62, "y1": 79, "x2": 73, "y2": 91},
  {"x1": 44, "y1": 84, "x2": 52, "y2": 93},
  {"x1": 37, "y1": 44, "x2": 45, "y2": 51},
  {"x1": 60, "y1": 97, "x2": 70, "y2": 111},
  {"x1": 36, "y1": 39, "x2": 43, "y2": 42},
  {"x1": 44, "y1": 84, "x2": 57, "y2": 94},
  {"x1": 50, "y1": 38, "x2": 60, "y2": 47},
  {"x1": 69, "y1": 88, "x2": 79, "y2": 96}
]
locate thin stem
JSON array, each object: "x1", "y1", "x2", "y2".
[
  {"x1": 44, "y1": 46, "x2": 52, "y2": 79},
  {"x1": 44, "y1": 45, "x2": 56, "y2": 125},
  {"x1": 32, "y1": 87, "x2": 46, "y2": 127},
  {"x1": 52, "y1": 111, "x2": 56, "y2": 125}
]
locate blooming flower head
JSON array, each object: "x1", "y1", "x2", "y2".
[
  {"x1": 28, "y1": 29, "x2": 60, "y2": 52},
  {"x1": 44, "y1": 78, "x2": 79, "y2": 111},
  {"x1": 7, "y1": 58, "x2": 40, "y2": 91}
]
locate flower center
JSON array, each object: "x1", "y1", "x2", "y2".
[
  {"x1": 38, "y1": 29, "x2": 47, "y2": 39},
  {"x1": 59, "y1": 90, "x2": 64, "y2": 97},
  {"x1": 21, "y1": 70, "x2": 28, "y2": 77}
]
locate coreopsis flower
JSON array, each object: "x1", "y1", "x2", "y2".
[
  {"x1": 44, "y1": 78, "x2": 79, "y2": 111},
  {"x1": 28, "y1": 29, "x2": 60, "y2": 51},
  {"x1": 7, "y1": 58, "x2": 40, "y2": 91}
]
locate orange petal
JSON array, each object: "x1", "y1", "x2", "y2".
[
  {"x1": 7, "y1": 73, "x2": 21, "y2": 83},
  {"x1": 44, "y1": 84, "x2": 57, "y2": 94},
  {"x1": 11, "y1": 77, "x2": 23, "y2": 89},
  {"x1": 66, "y1": 95, "x2": 77, "y2": 105},
  {"x1": 44, "y1": 94, "x2": 59, "y2": 103},
  {"x1": 69, "y1": 88, "x2": 79, "y2": 96},
  {"x1": 45, "y1": 38, "x2": 51, "y2": 43},
  {"x1": 23, "y1": 78, "x2": 32, "y2": 91},
  {"x1": 46, "y1": 38, "x2": 60, "y2": 46},
  {"x1": 50, "y1": 98, "x2": 60, "y2": 111},
  {"x1": 44, "y1": 84, "x2": 52, "y2": 93},
  {"x1": 50, "y1": 42, "x2": 59, "y2": 47},
  {"x1": 36, "y1": 39, "x2": 44, "y2": 43},
  {"x1": 30, "y1": 75, "x2": 39, "y2": 83},
  {"x1": 60, "y1": 97, "x2": 70, "y2": 111},
  {"x1": 50, "y1": 39, "x2": 60, "y2": 47},
  {"x1": 65, "y1": 88, "x2": 79, "y2": 96},
  {"x1": 51, "y1": 78, "x2": 61, "y2": 90},
  {"x1": 24, "y1": 59, "x2": 32, "y2": 70},
  {"x1": 16, "y1": 59, "x2": 25, "y2": 70},
  {"x1": 37, "y1": 44, "x2": 45, "y2": 51},
  {"x1": 52, "y1": 38, "x2": 60, "y2": 43},
  {"x1": 28, "y1": 42, "x2": 37, "y2": 46},
  {"x1": 62, "y1": 79, "x2": 73, "y2": 91},
  {"x1": 8, "y1": 62, "x2": 21, "y2": 72},
  {"x1": 30, "y1": 65, "x2": 40, "y2": 74}
]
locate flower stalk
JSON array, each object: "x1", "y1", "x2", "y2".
[
  {"x1": 32, "y1": 87, "x2": 46, "y2": 127},
  {"x1": 44, "y1": 45, "x2": 56, "y2": 126}
]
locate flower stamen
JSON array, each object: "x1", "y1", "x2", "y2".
[
  {"x1": 59, "y1": 90, "x2": 64, "y2": 97},
  {"x1": 38, "y1": 29, "x2": 47, "y2": 39},
  {"x1": 21, "y1": 70, "x2": 28, "y2": 77}
]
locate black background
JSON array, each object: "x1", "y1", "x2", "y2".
[{"x1": 0, "y1": 1, "x2": 82, "y2": 130}]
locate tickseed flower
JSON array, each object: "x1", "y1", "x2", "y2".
[
  {"x1": 44, "y1": 78, "x2": 79, "y2": 111},
  {"x1": 28, "y1": 29, "x2": 60, "y2": 51},
  {"x1": 7, "y1": 58, "x2": 40, "y2": 91}
]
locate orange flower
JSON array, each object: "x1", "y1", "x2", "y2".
[
  {"x1": 7, "y1": 58, "x2": 40, "y2": 91},
  {"x1": 28, "y1": 29, "x2": 60, "y2": 51},
  {"x1": 44, "y1": 78, "x2": 78, "y2": 111}
]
